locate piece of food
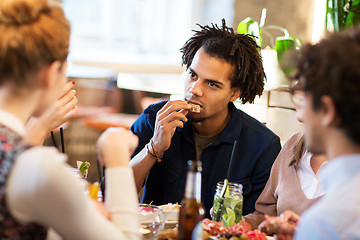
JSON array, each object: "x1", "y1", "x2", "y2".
[
  {"x1": 157, "y1": 227, "x2": 178, "y2": 240},
  {"x1": 139, "y1": 206, "x2": 155, "y2": 212},
  {"x1": 159, "y1": 203, "x2": 181, "y2": 211},
  {"x1": 245, "y1": 229, "x2": 267, "y2": 240},
  {"x1": 203, "y1": 219, "x2": 257, "y2": 239},
  {"x1": 202, "y1": 219, "x2": 267, "y2": 240},
  {"x1": 258, "y1": 215, "x2": 296, "y2": 236},
  {"x1": 231, "y1": 221, "x2": 252, "y2": 234},
  {"x1": 189, "y1": 103, "x2": 201, "y2": 113}
]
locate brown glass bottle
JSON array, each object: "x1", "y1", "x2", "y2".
[{"x1": 177, "y1": 160, "x2": 205, "y2": 240}]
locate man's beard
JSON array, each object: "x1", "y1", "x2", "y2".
[{"x1": 187, "y1": 113, "x2": 206, "y2": 123}]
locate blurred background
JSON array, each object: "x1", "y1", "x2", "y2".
[{"x1": 62, "y1": 0, "x2": 324, "y2": 72}]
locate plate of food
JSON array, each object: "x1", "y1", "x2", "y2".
[{"x1": 159, "y1": 203, "x2": 180, "y2": 222}]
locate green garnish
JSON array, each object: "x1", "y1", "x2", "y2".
[{"x1": 78, "y1": 161, "x2": 90, "y2": 178}]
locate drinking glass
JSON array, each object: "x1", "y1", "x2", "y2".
[
  {"x1": 139, "y1": 204, "x2": 165, "y2": 240},
  {"x1": 212, "y1": 182, "x2": 243, "y2": 228}
]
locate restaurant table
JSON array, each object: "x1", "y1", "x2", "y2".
[{"x1": 83, "y1": 113, "x2": 139, "y2": 131}]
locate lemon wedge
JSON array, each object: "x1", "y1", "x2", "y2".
[
  {"x1": 226, "y1": 214, "x2": 236, "y2": 228},
  {"x1": 89, "y1": 182, "x2": 100, "y2": 200}
]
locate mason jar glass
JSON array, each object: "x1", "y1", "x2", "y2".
[{"x1": 212, "y1": 181, "x2": 243, "y2": 228}]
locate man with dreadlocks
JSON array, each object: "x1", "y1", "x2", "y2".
[{"x1": 129, "y1": 19, "x2": 281, "y2": 218}]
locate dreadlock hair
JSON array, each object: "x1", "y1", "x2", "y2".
[{"x1": 180, "y1": 19, "x2": 265, "y2": 104}]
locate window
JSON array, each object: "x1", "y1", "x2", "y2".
[{"x1": 62, "y1": 0, "x2": 235, "y2": 66}]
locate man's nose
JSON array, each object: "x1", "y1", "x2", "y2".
[{"x1": 188, "y1": 80, "x2": 203, "y2": 96}]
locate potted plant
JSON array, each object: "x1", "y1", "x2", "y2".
[
  {"x1": 326, "y1": 0, "x2": 360, "y2": 32},
  {"x1": 237, "y1": 9, "x2": 301, "y2": 90}
]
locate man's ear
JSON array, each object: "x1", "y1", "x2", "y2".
[
  {"x1": 42, "y1": 61, "x2": 62, "y2": 89},
  {"x1": 320, "y1": 96, "x2": 339, "y2": 127},
  {"x1": 229, "y1": 88, "x2": 241, "y2": 102}
]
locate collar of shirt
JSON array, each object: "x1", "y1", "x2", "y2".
[
  {"x1": 177, "y1": 102, "x2": 242, "y2": 145},
  {"x1": 299, "y1": 150, "x2": 328, "y2": 175},
  {"x1": 296, "y1": 150, "x2": 327, "y2": 198},
  {"x1": 0, "y1": 109, "x2": 26, "y2": 136},
  {"x1": 320, "y1": 154, "x2": 360, "y2": 192}
]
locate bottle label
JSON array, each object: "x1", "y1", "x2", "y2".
[{"x1": 185, "y1": 172, "x2": 201, "y2": 200}]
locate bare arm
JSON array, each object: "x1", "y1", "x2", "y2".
[
  {"x1": 129, "y1": 148, "x2": 157, "y2": 191},
  {"x1": 129, "y1": 100, "x2": 191, "y2": 191}
]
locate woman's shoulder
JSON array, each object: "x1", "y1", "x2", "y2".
[
  {"x1": 271, "y1": 132, "x2": 302, "y2": 170},
  {"x1": 283, "y1": 132, "x2": 303, "y2": 149}
]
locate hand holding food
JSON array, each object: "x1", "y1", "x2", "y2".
[
  {"x1": 151, "y1": 100, "x2": 191, "y2": 155},
  {"x1": 258, "y1": 213, "x2": 298, "y2": 239},
  {"x1": 97, "y1": 127, "x2": 139, "y2": 167}
]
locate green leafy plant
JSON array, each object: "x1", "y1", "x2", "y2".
[
  {"x1": 237, "y1": 8, "x2": 301, "y2": 49},
  {"x1": 326, "y1": 0, "x2": 360, "y2": 32},
  {"x1": 238, "y1": 8, "x2": 301, "y2": 76}
]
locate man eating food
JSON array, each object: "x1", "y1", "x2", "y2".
[{"x1": 129, "y1": 19, "x2": 281, "y2": 218}]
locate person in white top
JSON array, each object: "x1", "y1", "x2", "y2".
[
  {"x1": 296, "y1": 149, "x2": 326, "y2": 199},
  {"x1": 0, "y1": 0, "x2": 140, "y2": 239}
]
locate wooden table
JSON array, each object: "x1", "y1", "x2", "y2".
[{"x1": 83, "y1": 113, "x2": 139, "y2": 131}]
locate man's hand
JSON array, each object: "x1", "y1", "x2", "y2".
[
  {"x1": 97, "y1": 127, "x2": 139, "y2": 168},
  {"x1": 151, "y1": 100, "x2": 191, "y2": 155}
]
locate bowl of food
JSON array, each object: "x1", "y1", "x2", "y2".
[{"x1": 159, "y1": 203, "x2": 180, "y2": 221}]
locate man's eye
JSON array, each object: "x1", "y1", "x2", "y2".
[
  {"x1": 209, "y1": 82, "x2": 218, "y2": 87},
  {"x1": 189, "y1": 72, "x2": 197, "y2": 80}
]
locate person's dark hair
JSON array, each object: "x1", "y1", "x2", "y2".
[
  {"x1": 293, "y1": 28, "x2": 360, "y2": 144},
  {"x1": 180, "y1": 19, "x2": 265, "y2": 104}
]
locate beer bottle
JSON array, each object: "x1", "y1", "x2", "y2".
[{"x1": 177, "y1": 160, "x2": 205, "y2": 240}]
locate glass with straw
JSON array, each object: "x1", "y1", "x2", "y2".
[{"x1": 212, "y1": 141, "x2": 243, "y2": 228}]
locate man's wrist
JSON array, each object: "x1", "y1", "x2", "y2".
[{"x1": 146, "y1": 139, "x2": 163, "y2": 162}]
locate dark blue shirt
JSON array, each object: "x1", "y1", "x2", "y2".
[{"x1": 131, "y1": 101, "x2": 281, "y2": 218}]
